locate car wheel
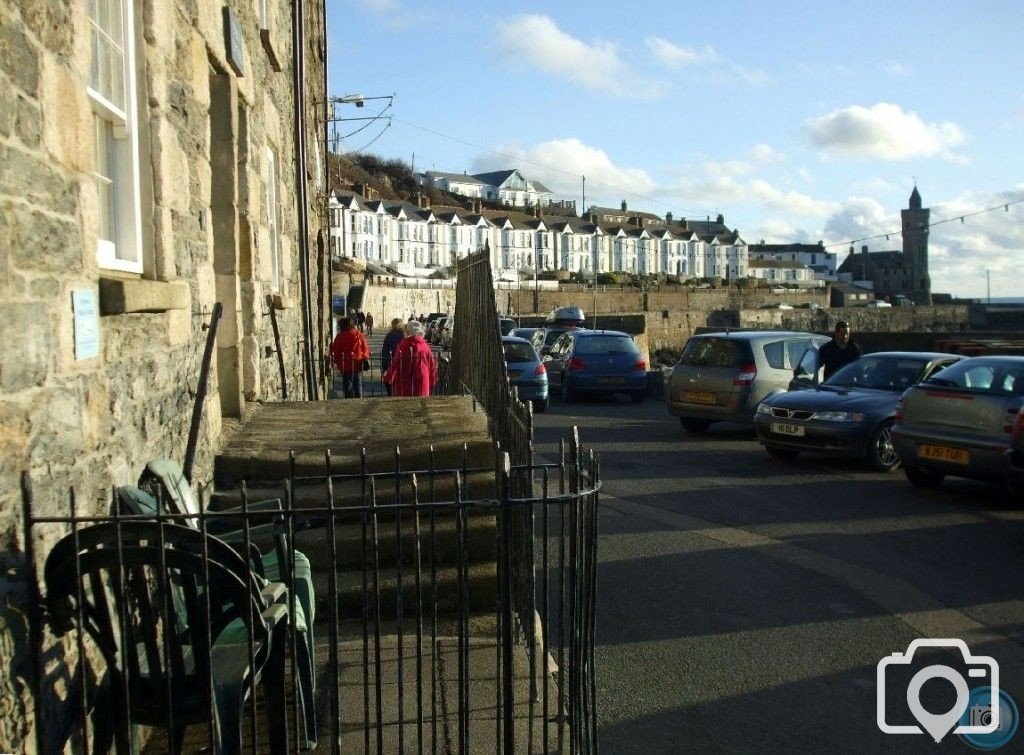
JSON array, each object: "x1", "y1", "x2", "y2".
[
  {"x1": 764, "y1": 445, "x2": 799, "y2": 461},
  {"x1": 867, "y1": 420, "x2": 901, "y2": 472},
  {"x1": 533, "y1": 397, "x2": 549, "y2": 413},
  {"x1": 630, "y1": 392, "x2": 645, "y2": 404},
  {"x1": 560, "y1": 382, "x2": 574, "y2": 403},
  {"x1": 904, "y1": 466, "x2": 944, "y2": 489},
  {"x1": 679, "y1": 417, "x2": 710, "y2": 433}
]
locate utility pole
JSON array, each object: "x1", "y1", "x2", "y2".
[
  {"x1": 987, "y1": 269, "x2": 991, "y2": 304},
  {"x1": 582, "y1": 175, "x2": 586, "y2": 218}
]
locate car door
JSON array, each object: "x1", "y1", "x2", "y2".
[
  {"x1": 544, "y1": 334, "x2": 572, "y2": 385},
  {"x1": 789, "y1": 345, "x2": 821, "y2": 391}
]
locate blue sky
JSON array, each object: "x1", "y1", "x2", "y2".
[{"x1": 327, "y1": 1, "x2": 1023, "y2": 298}]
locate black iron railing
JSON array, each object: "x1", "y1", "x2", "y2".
[{"x1": 22, "y1": 434, "x2": 600, "y2": 754}]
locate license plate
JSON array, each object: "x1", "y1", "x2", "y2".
[
  {"x1": 771, "y1": 422, "x2": 804, "y2": 437},
  {"x1": 918, "y1": 444, "x2": 969, "y2": 464},
  {"x1": 598, "y1": 377, "x2": 625, "y2": 385},
  {"x1": 685, "y1": 391, "x2": 716, "y2": 404},
  {"x1": 507, "y1": 370, "x2": 521, "y2": 379}
]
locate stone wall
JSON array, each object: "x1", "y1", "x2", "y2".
[{"x1": 0, "y1": 1, "x2": 326, "y2": 750}]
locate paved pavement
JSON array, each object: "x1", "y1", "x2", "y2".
[{"x1": 532, "y1": 392, "x2": 1024, "y2": 753}]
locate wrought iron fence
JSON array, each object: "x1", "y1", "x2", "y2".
[{"x1": 21, "y1": 432, "x2": 600, "y2": 753}]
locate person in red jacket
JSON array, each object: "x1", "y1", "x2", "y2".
[
  {"x1": 331, "y1": 317, "x2": 370, "y2": 398},
  {"x1": 383, "y1": 320, "x2": 437, "y2": 397}
]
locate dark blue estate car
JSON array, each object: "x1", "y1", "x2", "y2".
[
  {"x1": 544, "y1": 330, "x2": 647, "y2": 403},
  {"x1": 754, "y1": 351, "x2": 961, "y2": 471}
]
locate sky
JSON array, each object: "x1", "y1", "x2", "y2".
[{"x1": 326, "y1": 1, "x2": 1024, "y2": 299}]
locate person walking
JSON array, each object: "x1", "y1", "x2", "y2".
[
  {"x1": 380, "y1": 318, "x2": 405, "y2": 396},
  {"x1": 364, "y1": 312, "x2": 374, "y2": 337},
  {"x1": 819, "y1": 320, "x2": 862, "y2": 380},
  {"x1": 384, "y1": 320, "x2": 437, "y2": 397},
  {"x1": 330, "y1": 317, "x2": 370, "y2": 398},
  {"x1": 355, "y1": 309, "x2": 366, "y2": 333}
]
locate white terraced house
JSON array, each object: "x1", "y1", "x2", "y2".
[{"x1": 327, "y1": 190, "x2": 749, "y2": 280}]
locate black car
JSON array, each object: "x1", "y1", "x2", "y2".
[{"x1": 754, "y1": 352, "x2": 961, "y2": 471}]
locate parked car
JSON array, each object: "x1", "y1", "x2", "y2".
[
  {"x1": 511, "y1": 327, "x2": 540, "y2": 342},
  {"x1": 531, "y1": 324, "x2": 586, "y2": 357},
  {"x1": 544, "y1": 330, "x2": 647, "y2": 403},
  {"x1": 499, "y1": 318, "x2": 517, "y2": 336},
  {"x1": 502, "y1": 336, "x2": 548, "y2": 412},
  {"x1": 892, "y1": 356, "x2": 1024, "y2": 490},
  {"x1": 754, "y1": 352, "x2": 962, "y2": 471},
  {"x1": 1006, "y1": 408, "x2": 1024, "y2": 501},
  {"x1": 667, "y1": 331, "x2": 830, "y2": 432},
  {"x1": 865, "y1": 300, "x2": 892, "y2": 308},
  {"x1": 427, "y1": 315, "x2": 448, "y2": 344},
  {"x1": 439, "y1": 316, "x2": 455, "y2": 350}
]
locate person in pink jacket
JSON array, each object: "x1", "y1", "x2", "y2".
[{"x1": 383, "y1": 320, "x2": 437, "y2": 397}]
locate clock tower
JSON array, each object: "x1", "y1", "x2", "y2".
[{"x1": 901, "y1": 186, "x2": 931, "y2": 304}]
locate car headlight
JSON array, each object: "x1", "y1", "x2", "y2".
[
  {"x1": 813, "y1": 411, "x2": 865, "y2": 422},
  {"x1": 755, "y1": 402, "x2": 773, "y2": 416}
]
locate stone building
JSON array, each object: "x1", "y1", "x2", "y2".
[
  {"x1": 837, "y1": 187, "x2": 932, "y2": 304},
  {"x1": 0, "y1": 1, "x2": 328, "y2": 749}
]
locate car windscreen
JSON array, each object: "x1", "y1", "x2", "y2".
[
  {"x1": 503, "y1": 342, "x2": 538, "y2": 362},
  {"x1": 574, "y1": 336, "x2": 638, "y2": 355},
  {"x1": 680, "y1": 338, "x2": 752, "y2": 368},
  {"x1": 544, "y1": 330, "x2": 566, "y2": 346},
  {"x1": 922, "y1": 359, "x2": 1024, "y2": 395},
  {"x1": 825, "y1": 356, "x2": 927, "y2": 391}
]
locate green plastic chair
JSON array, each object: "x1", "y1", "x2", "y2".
[
  {"x1": 124, "y1": 459, "x2": 317, "y2": 750},
  {"x1": 45, "y1": 520, "x2": 289, "y2": 754}
]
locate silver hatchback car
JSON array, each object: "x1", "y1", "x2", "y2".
[{"x1": 667, "y1": 331, "x2": 830, "y2": 432}]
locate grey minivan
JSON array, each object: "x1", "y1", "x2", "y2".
[{"x1": 667, "y1": 331, "x2": 830, "y2": 432}]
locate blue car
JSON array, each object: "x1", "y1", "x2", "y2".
[
  {"x1": 544, "y1": 330, "x2": 647, "y2": 403},
  {"x1": 502, "y1": 336, "x2": 549, "y2": 412},
  {"x1": 754, "y1": 351, "x2": 961, "y2": 471}
]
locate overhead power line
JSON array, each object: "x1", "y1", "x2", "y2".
[
  {"x1": 392, "y1": 116, "x2": 711, "y2": 217},
  {"x1": 824, "y1": 196, "x2": 1024, "y2": 251}
]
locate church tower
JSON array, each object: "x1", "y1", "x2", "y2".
[{"x1": 901, "y1": 186, "x2": 931, "y2": 304}]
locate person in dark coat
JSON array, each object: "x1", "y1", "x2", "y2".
[
  {"x1": 819, "y1": 320, "x2": 862, "y2": 380},
  {"x1": 380, "y1": 318, "x2": 405, "y2": 396}
]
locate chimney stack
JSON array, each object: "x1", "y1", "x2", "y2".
[
  {"x1": 666, "y1": 212, "x2": 673, "y2": 224},
  {"x1": 862, "y1": 245, "x2": 868, "y2": 253},
  {"x1": 533, "y1": 204, "x2": 542, "y2": 219},
  {"x1": 621, "y1": 200, "x2": 628, "y2": 211}
]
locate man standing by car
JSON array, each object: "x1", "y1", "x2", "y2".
[{"x1": 819, "y1": 321, "x2": 862, "y2": 380}]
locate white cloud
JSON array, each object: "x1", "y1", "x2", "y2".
[
  {"x1": 883, "y1": 61, "x2": 911, "y2": 77},
  {"x1": 646, "y1": 36, "x2": 771, "y2": 86},
  {"x1": 822, "y1": 197, "x2": 891, "y2": 243},
  {"x1": 644, "y1": 37, "x2": 718, "y2": 68},
  {"x1": 470, "y1": 138, "x2": 656, "y2": 202},
  {"x1": 807, "y1": 103, "x2": 966, "y2": 161},
  {"x1": 927, "y1": 189, "x2": 1024, "y2": 297},
  {"x1": 495, "y1": 15, "x2": 663, "y2": 99},
  {"x1": 750, "y1": 143, "x2": 786, "y2": 164}
]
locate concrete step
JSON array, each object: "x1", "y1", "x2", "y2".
[
  {"x1": 312, "y1": 561, "x2": 498, "y2": 619},
  {"x1": 291, "y1": 514, "x2": 498, "y2": 571},
  {"x1": 214, "y1": 396, "x2": 495, "y2": 487},
  {"x1": 209, "y1": 465, "x2": 504, "y2": 518}
]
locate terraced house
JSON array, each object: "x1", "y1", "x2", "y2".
[
  {"x1": 329, "y1": 191, "x2": 750, "y2": 280},
  {"x1": 0, "y1": 1, "x2": 328, "y2": 749}
]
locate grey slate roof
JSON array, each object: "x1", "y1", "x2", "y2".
[
  {"x1": 472, "y1": 170, "x2": 519, "y2": 187},
  {"x1": 424, "y1": 171, "x2": 486, "y2": 185}
]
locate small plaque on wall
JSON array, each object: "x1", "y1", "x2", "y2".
[
  {"x1": 72, "y1": 289, "x2": 100, "y2": 361},
  {"x1": 223, "y1": 6, "x2": 247, "y2": 77}
]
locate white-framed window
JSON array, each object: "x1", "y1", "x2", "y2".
[
  {"x1": 264, "y1": 147, "x2": 281, "y2": 290},
  {"x1": 87, "y1": 0, "x2": 142, "y2": 272}
]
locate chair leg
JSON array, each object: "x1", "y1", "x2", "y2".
[
  {"x1": 263, "y1": 621, "x2": 289, "y2": 752},
  {"x1": 296, "y1": 629, "x2": 318, "y2": 748}
]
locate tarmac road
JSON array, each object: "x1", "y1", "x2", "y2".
[{"x1": 532, "y1": 392, "x2": 1024, "y2": 753}]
